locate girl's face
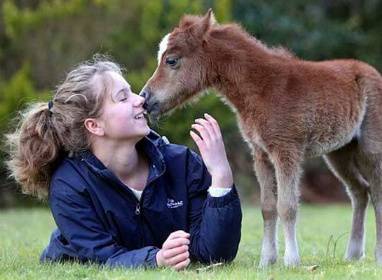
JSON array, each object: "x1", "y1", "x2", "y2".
[{"x1": 94, "y1": 71, "x2": 150, "y2": 141}]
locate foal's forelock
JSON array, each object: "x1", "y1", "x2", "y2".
[{"x1": 157, "y1": 33, "x2": 170, "y2": 65}]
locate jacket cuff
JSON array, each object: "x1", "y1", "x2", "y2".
[
  {"x1": 206, "y1": 184, "x2": 239, "y2": 208},
  {"x1": 146, "y1": 247, "x2": 160, "y2": 268},
  {"x1": 208, "y1": 186, "x2": 232, "y2": 197}
]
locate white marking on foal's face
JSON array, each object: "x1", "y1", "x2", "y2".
[{"x1": 157, "y1": 33, "x2": 170, "y2": 65}]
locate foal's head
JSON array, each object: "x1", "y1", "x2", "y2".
[{"x1": 140, "y1": 10, "x2": 216, "y2": 119}]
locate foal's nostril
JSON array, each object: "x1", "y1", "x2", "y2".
[
  {"x1": 139, "y1": 90, "x2": 150, "y2": 100},
  {"x1": 139, "y1": 90, "x2": 151, "y2": 110}
]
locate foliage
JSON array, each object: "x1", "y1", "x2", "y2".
[
  {"x1": 233, "y1": 0, "x2": 382, "y2": 68},
  {"x1": 0, "y1": 64, "x2": 50, "y2": 131},
  {"x1": 0, "y1": 0, "x2": 381, "y2": 206}
]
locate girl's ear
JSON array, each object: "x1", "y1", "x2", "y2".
[{"x1": 84, "y1": 118, "x2": 105, "y2": 136}]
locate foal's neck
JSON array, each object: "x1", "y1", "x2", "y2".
[{"x1": 206, "y1": 25, "x2": 292, "y2": 112}]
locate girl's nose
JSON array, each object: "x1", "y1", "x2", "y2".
[{"x1": 133, "y1": 93, "x2": 146, "y2": 107}]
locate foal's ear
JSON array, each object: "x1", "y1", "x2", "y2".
[
  {"x1": 191, "y1": 8, "x2": 217, "y2": 38},
  {"x1": 205, "y1": 8, "x2": 217, "y2": 26}
]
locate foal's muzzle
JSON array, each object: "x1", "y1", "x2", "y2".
[
  {"x1": 139, "y1": 90, "x2": 150, "y2": 110},
  {"x1": 139, "y1": 88, "x2": 160, "y2": 120}
]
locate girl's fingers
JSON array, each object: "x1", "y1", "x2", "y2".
[
  {"x1": 204, "y1": 113, "x2": 222, "y2": 137},
  {"x1": 168, "y1": 230, "x2": 189, "y2": 240},
  {"x1": 174, "y1": 258, "x2": 191, "y2": 271},
  {"x1": 191, "y1": 124, "x2": 211, "y2": 144},
  {"x1": 167, "y1": 250, "x2": 190, "y2": 266},
  {"x1": 194, "y1": 118, "x2": 215, "y2": 139},
  {"x1": 163, "y1": 237, "x2": 190, "y2": 250},
  {"x1": 162, "y1": 245, "x2": 189, "y2": 259},
  {"x1": 190, "y1": 131, "x2": 205, "y2": 151}
]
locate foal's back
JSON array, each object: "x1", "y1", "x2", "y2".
[{"x1": 256, "y1": 57, "x2": 382, "y2": 158}]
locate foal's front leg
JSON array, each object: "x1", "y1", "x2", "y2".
[
  {"x1": 272, "y1": 151, "x2": 303, "y2": 266},
  {"x1": 253, "y1": 147, "x2": 278, "y2": 267}
]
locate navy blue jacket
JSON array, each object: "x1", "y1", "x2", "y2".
[{"x1": 40, "y1": 131, "x2": 242, "y2": 268}]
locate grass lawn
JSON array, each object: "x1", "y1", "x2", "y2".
[{"x1": 1, "y1": 205, "x2": 382, "y2": 279}]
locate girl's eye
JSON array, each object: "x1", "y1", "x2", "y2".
[{"x1": 116, "y1": 90, "x2": 129, "y2": 102}]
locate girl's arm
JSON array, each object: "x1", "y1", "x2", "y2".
[{"x1": 187, "y1": 114, "x2": 242, "y2": 263}]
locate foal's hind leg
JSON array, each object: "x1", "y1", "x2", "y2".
[
  {"x1": 368, "y1": 160, "x2": 382, "y2": 264},
  {"x1": 356, "y1": 75, "x2": 382, "y2": 264},
  {"x1": 324, "y1": 140, "x2": 369, "y2": 260},
  {"x1": 355, "y1": 149, "x2": 382, "y2": 264},
  {"x1": 254, "y1": 147, "x2": 278, "y2": 267},
  {"x1": 356, "y1": 152, "x2": 382, "y2": 264}
]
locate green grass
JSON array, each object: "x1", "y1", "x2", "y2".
[{"x1": 1, "y1": 205, "x2": 382, "y2": 279}]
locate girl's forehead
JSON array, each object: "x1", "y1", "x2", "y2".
[
  {"x1": 107, "y1": 71, "x2": 130, "y2": 88},
  {"x1": 101, "y1": 71, "x2": 131, "y2": 98},
  {"x1": 92, "y1": 71, "x2": 130, "y2": 105}
]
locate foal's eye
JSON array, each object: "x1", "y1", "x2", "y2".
[{"x1": 165, "y1": 57, "x2": 179, "y2": 68}]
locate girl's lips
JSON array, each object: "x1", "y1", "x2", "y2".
[{"x1": 134, "y1": 110, "x2": 148, "y2": 119}]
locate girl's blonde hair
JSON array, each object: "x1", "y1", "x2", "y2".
[{"x1": 5, "y1": 56, "x2": 122, "y2": 199}]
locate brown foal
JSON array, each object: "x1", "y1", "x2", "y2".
[{"x1": 140, "y1": 10, "x2": 382, "y2": 267}]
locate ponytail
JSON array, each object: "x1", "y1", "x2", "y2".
[{"x1": 5, "y1": 102, "x2": 62, "y2": 198}]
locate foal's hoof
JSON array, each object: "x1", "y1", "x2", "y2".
[
  {"x1": 345, "y1": 242, "x2": 365, "y2": 261},
  {"x1": 284, "y1": 255, "x2": 300, "y2": 267},
  {"x1": 258, "y1": 256, "x2": 277, "y2": 268},
  {"x1": 345, "y1": 251, "x2": 365, "y2": 261},
  {"x1": 375, "y1": 250, "x2": 382, "y2": 265}
]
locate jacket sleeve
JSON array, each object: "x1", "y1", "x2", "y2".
[
  {"x1": 186, "y1": 149, "x2": 242, "y2": 264},
  {"x1": 48, "y1": 178, "x2": 159, "y2": 268}
]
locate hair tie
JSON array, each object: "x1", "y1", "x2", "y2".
[{"x1": 48, "y1": 100, "x2": 53, "y2": 111}]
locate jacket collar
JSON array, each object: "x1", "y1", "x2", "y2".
[{"x1": 78, "y1": 131, "x2": 166, "y2": 181}]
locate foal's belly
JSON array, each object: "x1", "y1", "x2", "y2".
[
  {"x1": 236, "y1": 97, "x2": 365, "y2": 159},
  {"x1": 305, "y1": 135, "x2": 354, "y2": 158},
  {"x1": 304, "y1": 123, "x2": 361, "y2": 158}
]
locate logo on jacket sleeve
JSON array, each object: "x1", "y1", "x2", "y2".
[{"x1": 167, "y1": 198, "x2": 184, "y2": 209}]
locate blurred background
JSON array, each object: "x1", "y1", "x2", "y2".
[{"x1": 0, "y1": 0, "x2": 381, "y2": 208}]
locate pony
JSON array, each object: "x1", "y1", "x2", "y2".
[{"x1": 140, "y1": 9, "x2": 382, "y2": 267}]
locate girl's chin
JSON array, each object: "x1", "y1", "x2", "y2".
[
  {"x1": 142, "y1": 124, "x2": 151, "y2": 134},
  {"x1": 133, "y1": 127, "x2": 150, "y2": 139}
]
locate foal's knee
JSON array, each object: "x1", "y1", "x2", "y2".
[
  {"x1": 350, "y1": 189, "x2": 369, "y2": 207},
  {"x1": 262, "y1": 208, "x2": 277, "y2": 221},
  {"x1": 261, "y1": 193, "x2": 277, "y2": 221},
  {"x1": 277, "y1": 200, "x2": 298, "y2": 222}
]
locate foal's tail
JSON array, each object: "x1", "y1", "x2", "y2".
[
  {"x1": 355, "y1": 61, "x2": 382, "y2": 97},
  {"x1": 355, "y1": 61, "x2": 382, "y2": 154}
]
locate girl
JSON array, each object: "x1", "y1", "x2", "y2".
[{"x1": 6, "y1": 57, "x2": 242, "y2": 270}]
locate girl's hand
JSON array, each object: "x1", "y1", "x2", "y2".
[
  {"x1": 190, "y1": 113, "x2": 233, "y2": 189},
  {"x1": 156, "y1": 230, "x2": 191, "y2": 270}
]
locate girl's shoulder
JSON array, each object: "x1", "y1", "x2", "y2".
[{"x1": 49, "y1": 156, "x2": 89, "y2": 196}]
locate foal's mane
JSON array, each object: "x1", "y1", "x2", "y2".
[
  {"x1": 211, "y1": 23, "x2": 296, "y2": 60},
  {"x1": 179, "y1": 15, "x2": 296, "y2": 60}
]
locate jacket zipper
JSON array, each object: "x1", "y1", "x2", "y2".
[
  {"x1": 107, "y1": 162, "x2": 165, "y2": 216},
  {"x1": 135, "y1": 203, "x2": 141, "y2": 215},
  {"x1": 134, "y1": 162, "x2": 165, "y2": 216}
]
